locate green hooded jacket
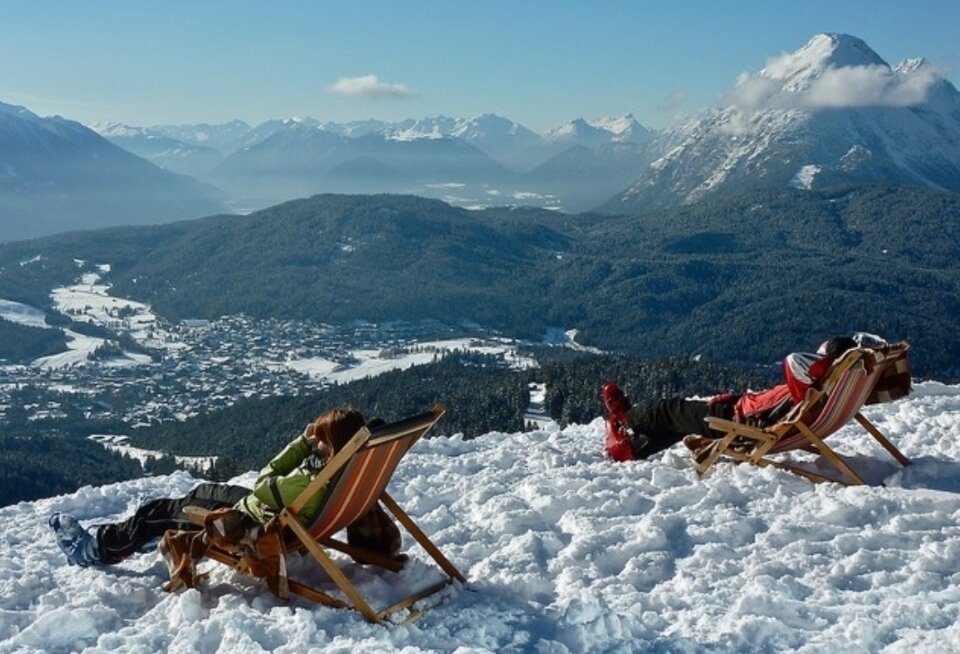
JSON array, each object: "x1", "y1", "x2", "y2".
[{"x1": 234, "y1": 435, "x2": 329, "y2": 525}]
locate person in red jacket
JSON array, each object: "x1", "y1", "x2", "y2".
[{"x1": 601, "y1": 336, "x2": 858, "y2": 462}]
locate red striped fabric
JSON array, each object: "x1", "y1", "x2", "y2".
[
  {"x1": 306, "y1": 437, "x2": 409, "y2": 540},
  {"x1": 771, "y1": 358, "x2": 883, "y2": 454}
]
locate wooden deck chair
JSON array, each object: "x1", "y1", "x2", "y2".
[
  {"x1": 187, "y1": 406, "x2": 465, "y2": 623},
  {"x1": 694, "y1": 343, "x2": 912, "y2": 485}
]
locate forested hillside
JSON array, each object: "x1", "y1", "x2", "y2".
[
  {"x1": 0, "y1": 318, "x2": 67, "y2": 362},
  {"x1": 1, "y1": 187, "x2": 957, "y2": 377},
  {"x1": 0, "y1": 431, "x2": 146, "y2": 505},
  {"x1": 130, "y1": 351, "x2": 776, "y2": 479}
]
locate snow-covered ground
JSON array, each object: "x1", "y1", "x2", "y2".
[
  {"x1": 524, "y1": 382, "x2": 558, "y2": 430},
  {"x1": 0, "y1": 300, "x2": 51, "y2": 330},
  {"x1": 0, "y1": 272, "x2": 176, "y2": 370},
  {"x1": 48, "y1": 272, "x2": 181, "y2": 354},
  {"x1": 284, "y1": 337, "x2": 537, "y2": 384},
  {"x1": 88, "y1": 435, "x2": 217, "y2": 473},
  {"x1": 2, "y1": 381, "x2": 959, "y2": 653}
]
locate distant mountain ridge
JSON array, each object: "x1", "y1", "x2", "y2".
[
  {"x1": 606, "y1": 33, "x2": 960, "y2": 212},
  {"x1": 0, "y1": 103, "x2": 229, "y2": 242},
  {"x1": 90, "y1": 112, "x2": 660, "y2": 213}
]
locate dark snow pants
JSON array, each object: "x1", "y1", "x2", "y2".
[
  {"x1": 625, "y1": 398, "x2": 733, "y2": 459},
  {"x1": 96, "y1": 483, "x2": 250, "y2": 564}
]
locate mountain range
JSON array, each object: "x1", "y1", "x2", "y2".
[
  {"x1": 92, "y1": 113, "x2": 658, "y2": 214},
  {"x1": 0, "y1": 103, "x2": 228, "y2": 243},
  {"x1": 2, "y1": 33, "x2": 959, "y2": 242}
]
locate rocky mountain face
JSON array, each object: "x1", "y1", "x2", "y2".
[
  {"x1": 0, "y1": 103, "x2": 228, "y2": 243},
  {"x1": 605, "y1": 34, "x2": 960, "y2": 213}
]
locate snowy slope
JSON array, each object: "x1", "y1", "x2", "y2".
[
  {"x1": 3, "y1": 381, "x2": 960, "y2": 653},
  {"x1": 610, "y1": 33, "x2": 960, "y2": 212}
]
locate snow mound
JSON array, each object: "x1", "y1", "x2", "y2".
[{"x1": 2, "y1": 382, "x2": 960, "y2": 652}]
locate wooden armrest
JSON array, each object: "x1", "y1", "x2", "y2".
[
  {"x1": 704, "y1": 416, "x2": 741, "y2": 430},
  {"x1": 704, "y1": 416, "x2": 775, "y2": 443},
  {"x1": 183, "y1": 505, "x2": 211, "y2": 526}
]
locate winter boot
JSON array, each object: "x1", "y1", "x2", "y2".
[
  {"x1": 601, "y1": 382, "x2": 631, "y2": 421},
  {"x1": 49, "y1": 513, "x2": 101, "y2": 567}
]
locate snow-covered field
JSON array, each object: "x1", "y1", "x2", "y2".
[
  {"x1": 2, "y1": 381, "x2": 959, "y2": 653},
  {"x1": 0, "y1": 300, "x2": 51, "y2": 330},
  {"x1": 284, "y1": 337, "x2": 537, "y2": 384}
]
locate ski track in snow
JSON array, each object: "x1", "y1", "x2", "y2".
[{"x1": 2, "y1": 382, "x2": 960, "y2": 653}]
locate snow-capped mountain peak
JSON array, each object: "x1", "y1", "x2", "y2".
[
  {"x1": 546, "y1": 115, "x2": 654, "y2": 146},
  {"x1": 609, "y1": 33, "x2": 960, "y2": 213},
  {"x1": 761, "y1": 33, "x2": 889, "y2": 90},
  {"x1": 587, "y1": 113, "x2": 637, "y2": 135}
]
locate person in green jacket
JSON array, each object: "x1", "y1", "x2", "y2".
[{"x1": 50, "y1": 407, "x2": 374, "y2": 567}]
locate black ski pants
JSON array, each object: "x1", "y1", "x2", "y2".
[
  {"x1": 96, "y1": 483, "x2": 250, "y2": 564},
  {"x1": 625, "y1": 397, "x2": 733, "y2": 459}
]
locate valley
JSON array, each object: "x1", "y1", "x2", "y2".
[{"x1": 0, "y1": 281, "x2": 541, "y2": 431}]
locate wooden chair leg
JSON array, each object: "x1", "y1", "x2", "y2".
[
  {"x1": 855, "y1": 413, "x2": 911, "y2": 467},
  {"x1": 795, "y1": 422, "x2": 865, "y2": 485},
  {"x1": 696, "y1": 431, "x2": 737, "y2": 476},
  {"x1": 380, "y1": 492, "x2": 465, "y2": 583},
  {"x1": 282, "y1": 515, "x2": 381, "y2": 623}
]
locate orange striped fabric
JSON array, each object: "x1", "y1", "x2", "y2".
[
  {"x1": 306, "y1": 436, "x2": 411, "y2": 540},
  {"x1": 771, "y1": 359, "x2": 882, "y2": 454}
]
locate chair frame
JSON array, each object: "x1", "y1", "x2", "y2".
[
  {"x1": 695, "y1": 346, "x2": 911, "y2": 485},
  {"x1": 187, "y1": 406, "x2": 465, "y2": 623}
]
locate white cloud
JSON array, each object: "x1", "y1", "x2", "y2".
[
  {"x1": 726, "y1": 73, "x2": 780, "y2": 113},
  {"x1": 799, "y1": 64, "x2": 940, "y2": 109},
  {"x1": 726, "y1": 64, "x2": 943, "y2": 114},
  {"x1": 719, "y1": 60, "x2": 946, "y2": 135},
  {"x1": 657, "y1": 89, "x2": 688, "y2": 113},
  {"x1": 326, "y1": 74, "x2": 412, "y2": 98}
]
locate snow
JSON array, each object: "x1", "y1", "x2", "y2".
[
  {"x1": 32, "y1": 329, "x2": 107, "y2": 369},
  {"x1": 7, "y1": 380, "x2": 959, "y2": 652},
  {"x1": 45, "y1": 272, "x2": 182, "y2": 363},
  {"x1": 18, "y1": 255, "x2": 42, "y2": 267},
  {"x1": 0, "y1": 300, "x2": 51, "y2": 329},
  {"x1": 87, "y1": 435, "x2": 217, "y2": 472},
  {"x1": 285, "y1": 338, "x2": 536, "y2": 384},
  {"x1": 543, "y1": 328, "x2": 603, "y2": 355},
  {"x1": 789, "y1": 164, "x2": 821, "y2": 190}
]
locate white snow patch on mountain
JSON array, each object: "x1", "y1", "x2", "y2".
[
  {"x1": 3, "y1": 380, "x2": 960, "y2": 652},
  {"x1": 790, "y1": 164, "x2": 821, "y2": 190}
]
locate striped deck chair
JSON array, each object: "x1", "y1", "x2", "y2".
[
  {"x1": 189, "y1": 406, "x2": 465, "y2": 623},
  {"x1": 695, "y1": 343, "x2": 912, "y2": 485}
]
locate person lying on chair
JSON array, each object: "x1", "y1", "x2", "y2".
[
  {"x1": 49, "y1": 408, "x2": 401, "y2": 574},
  {"x1": 601, "y1": 336, "x2": 863, "y2": 462}
]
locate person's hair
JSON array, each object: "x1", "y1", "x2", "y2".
[
  {"x1": 309, "y1": 407, "x2": 366, "y2": 460},
  {"x1": 820, "y1": 336, "x2": 858, "y2": 359}
]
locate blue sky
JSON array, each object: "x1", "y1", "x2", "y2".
[{"x1": 1, "y1": 1, "x2": 957, "y2": 132}]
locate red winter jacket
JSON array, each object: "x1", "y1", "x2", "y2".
[{"x1": 714, "y1": 351, "x2": 834, "y2": 424}]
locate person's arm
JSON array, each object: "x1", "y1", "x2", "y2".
[
  {"x1": 784, "y1": 351, "x2": 835, "y2": 402},
  {"x1": 256, "y1": 432, "x2": 312, "y2": 481},
  {"x1": 248, "y1": 430, "x2": 315, "y2": 511}
]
